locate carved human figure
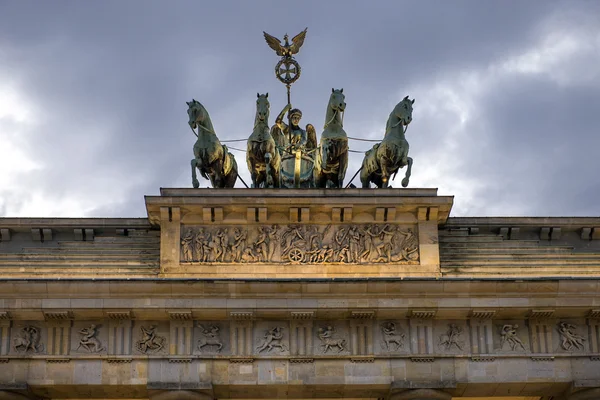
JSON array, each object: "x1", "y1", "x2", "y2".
[
  {"x1": 231, "y1": 228, "x2": 248, "y2": 262},
  {"x1": 256, "y1": 326, "x2": 288, "y2": 353},
  {"x1": 77, "y1": 324, "x2": 105, "y2": 353},
  {"x1": 439, "y1": 324, "x2": 464, "y2": 351},
  {"x1": 266, "y1": 224, "x2": 280, "y2": 262},
  {"x1": 197, "y1": 324, "x2": 223, "y2": 352},
  {"x1": 254, "y1": 226, "x2": 269, "y2": 262},
  {"x1": 13, "y1": 326, "x2": 43, "y2": 353},
  {"x1": 317, "y1": 326, "x2": 346, "y2": 353},
  {"x1": 375, "y1": 224, "x2": 397, "y2": 262},
  {"x1": 136, "y1": 325, "x2": 165, "y2": 353},
  {"x1": 281, "y1": 225, "x2": 305, "y2": 256},
  {"x1": 396, "y1": 228, "x2": 419, "y2": 261},
  {"x1": 348, "y1": 225, "x2": 362, "y2": 263},
  {"x1": 558, "y1": 322, "x2": 585, "y2": 351},
  {"x1": 194, "y1": 228, "x2": 206, "y2": 262},
  {"x1": 241, "y1": 246, "x2": 259, "y2": 263},
  {"x1": 382, "y1": 322, "x2": 405, "y2": 351},
  {"x1": 499, "y1": 324, "x2": 526, "y2": 351},
  {"x1": 215, "y1": 228, "x2": 229, "y2": 262},
  {"x1": 181, "y1": 229, "x2": 194, "y2": 262}
]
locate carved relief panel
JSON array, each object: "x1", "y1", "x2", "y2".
[
  {"x1": 194, "y1": 321, "x2": 229, "y2": 355},
  {"x1": 313, "y1": 322, "x2": 349, "y2": 355},
  {"x1": 72, "y1": 321, "x2": 107, "y2": 354},
  {"x1": 254, "y1": 321, "x2": 290, "y2": 355},
  {"x1": 494, "y1": 321, "x2": 529, "y2": 353},
  {"x1": 180, "y1": 223, "x2": 419, "y2": 264},
  {"x1": 375, "y1": 321, "x2": 409, "y2": 354},
  {"x1": 132, "y1": 322, "x2": 168, "y2": 355},
  {"x1": 433, "y1": 321, "x2": 469, "y2": 354},
  {"x1": 11, "y1": 323, "x2": 45, "y2": 355}
]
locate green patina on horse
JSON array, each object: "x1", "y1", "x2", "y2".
[
  {"x1": 314, "y1": 88, "x2": 348, "y2": 188},
  {"x1": 187, "y1": 99, "x2": 238, "y2": 189},
  {"x1": 246, "y1": 93, "x2": 281, "y2": 188},
  {"x1": 360, "y1": 96, "x2": 415, "y2": 188}
]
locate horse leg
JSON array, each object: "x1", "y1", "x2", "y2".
[
  {"x1": 265, "y1": 152, "x2": 273, "y2": 188},
  {"x1": 381, "y1": 161, "x2": 390, "y2": 188},
  {"x1": 213, "y1": 160, "x2": 224, "y2": 188},
  {"x1": 338, "y1": 151, "x2": 348, "y2": 189},
  {"x1": 191, "y1": 159, "x2": 200, "y2": 189},
  {"x1": 401, "y1": 157, "x2": 413, "y2": 188}
]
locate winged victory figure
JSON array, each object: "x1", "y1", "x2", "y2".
[{"x1": 263, "y1": 28, "x2": 308, "y2": 58}]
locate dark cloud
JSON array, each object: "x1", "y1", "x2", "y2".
[{"x1": 0, "y1": 0, "x2": 598, "y2": 217}]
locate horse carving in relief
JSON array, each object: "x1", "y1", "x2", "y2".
[
  {"x1": 246, "y1": 93, "x2": 281, "y2": 188},
  {"x1": 187, "y1": 99, "x2": 238, "y2": 188},
  {"x1": 314, "y1": 88, "x2": 348, "y2": 188},
  {"x1": 360, "y1": 96, "x2": 414, "y2": 188}
]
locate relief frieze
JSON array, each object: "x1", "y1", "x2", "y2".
[{"x1": 180, "y1": 224, "x2": 419, "y2": 264}]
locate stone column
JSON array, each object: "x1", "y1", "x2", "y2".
[
  {"x1": 149, "y1": 390, "x2": 212, "y2": 400},
  {"x1": 568, "y1": 388, "x2": 600, "y2": 400},
  {"x1": 390, "y1": 389, "x2": 451, "y2": 400}
]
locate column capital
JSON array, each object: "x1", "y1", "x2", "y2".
[{"x1": 390, "y1": 388, "x2": 452, "y2": 400}]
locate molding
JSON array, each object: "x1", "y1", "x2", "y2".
[
  {"x1": 43, "y1": 311, "x2": 73, "y2": 321},
  {"x1": 106, "y1": 311, "x2": 132, "y2": 320},
  {"x1": 410, "y1": 357, "x2": 435, "y2": 362},
  {"x1": 588, "y1": 309, "x2": 600, "y2": 319},
  {"x1": 229, "y1": 357, "x2": 254, "y2": 363},
  {"x1": 168, "y1": 358, "x2": 192, "y2": 363},
  {"x1": 290, "y1": 311, "x2": 314, "y2": 320},
  {"x1": 531, "y1": 356, "x2": 555, "y2": 361},
  {"x1": 46, "y1": 358, "x2": 70, "y2": 363},
  {"x1": 528, "y1": 309, "x2": 555, "y2": 320},
  {"x1": 229, "y1": 312, "x2": 254, "y2": 320},
  {"x1": 410, "y1": 310, "x2": 436, "y2": 319},
  {"x1": 350, "y1": 356, "x2": 374, "y2": 363},
  {"x1": 106, "y1": 358, "x2": 133, "y2": 363},
  {"x1": 169, "y1": 311, "x2": 193, "y2": 320},
  {"x1": 470, "y1": 310, "x2": 496, "y2": 319},
  {"x1": 470, "y1": 356, "x2": 496, "y2": 362},
  {"x1": 289, "y1": 357, "x2": 314, "y2": 363},
  {"x1": 0, "y1": 311, "x2": 11, "y2": 320},
  {"x1": 351, "y1": 310, "x2": 375, "y2": 319}
]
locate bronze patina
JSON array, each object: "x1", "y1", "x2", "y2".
[
  {"x1": 360, "y1": 96, "x2": 415, "y2": 188},
  {"x1": 187, "y1": 99, "x2": 238, "y2": 189}
]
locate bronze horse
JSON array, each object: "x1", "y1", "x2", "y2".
[
  {"x1": 187, "y1": 99, "x2": 238, "y2": 188},
  {"x1": 246, "y1": 93, "x2": 281, "y2": 188},
  {"x1": 314, "y1": 88, "x2": 348, "y2": 188},
  {"x1": 360, "y1": 96, "x2": 414, "y2": 188}
]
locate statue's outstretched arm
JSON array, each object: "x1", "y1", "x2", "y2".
[{"x1": 275, "y1": 104, "x2": 291, "y2": 130}]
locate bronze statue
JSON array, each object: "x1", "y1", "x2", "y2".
[
  {"x1": 187, "y1": 99, "x2": 238, "y2": 188},
  {"x1": 246, "y1": 93, "x2": 281, "y2": 188},
  {"x1": 272, "y1": 105, "x2": 316, "y2": 153},
  {"x1": 263, "y1": 29, "x2": 307, "y2": 58},
  {"x1": 314, "y1": 88, "x2": 348, "y2": 188},
  {"x1": 360, "y1": 96, "x2": 414, "y2": 188}
]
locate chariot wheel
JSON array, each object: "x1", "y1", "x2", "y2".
[{"x1": 288, "y1": 248, "x2": 305, "y2": 263}]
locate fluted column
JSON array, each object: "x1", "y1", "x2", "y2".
[
  {"x1": 390, "y1": 389, "x2": 452, "y2": 400},
  {"x1": 149, "y1": 390, "x2": 212, "y2": 400},
  {"x1": 568, "y1": 388, "x2": 600, "y2": 400}
]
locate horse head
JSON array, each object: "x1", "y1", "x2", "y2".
[
  {"x1": 394, "y1": 96, "x2": 415, "y2": 126},
  {"x1": 255, "y1": 93, "x2": 270, "y2": 126},
  {"x1": 329, "y1": 88, "x2": 346, "y2": 113},
  {"x1": 186, "y1": 99, "x2": 205, "y2": 130}
]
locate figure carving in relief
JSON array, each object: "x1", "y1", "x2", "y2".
[
  {"x1": 181, "y1": 229, "x2": 194, "y2": 262},
  {"x1": 382, "y1": 322, "x2": 405, "y2": 351},
  {"x1": 558, "y1": 322, "x2": 585, "y2": 351},
  {"x1": 254, "y1": 226, "x2": 269, "y2": 262},
  {"x1": 318, "y1": 326, "x2": 346, "y2": 353},
  {"x1": 439, "y1": 324, "x2": 464, "y2": 351},
  {"x1": 266, "y1": 224, "x2": 280, "y2": 262},
  {"x1": 194, "y1": 228, "x2": 207, "y2": 262},
  {"x1": 215, "y1": 228, "x2": 229, "y2": 262},
  {"x1": 197, "y1": 324, "x2": 223, "y2": 352},
  {"x1": 136, "y1": 325, "x2": 165, "y2": 353},
  {"x1": 13, "y1": 326, "x2": 43, "y2": 354},
  {"x1": 396, "y1": 228, "x2": 419, "y2": 261},
  {"x1": 76, "y1": 324, "x2": 105, "y2": 353},
  {"x1": 242, "y1": 245, "x2": 259, "y2": 263},
  {"x1": 231, "y1": 228, "x2": 248, "y2": 262},
  {"x1": 281, "y1": 225, "x2": 305, "y2": 256},
  {"x1": 256, "y1": 326, "x2": 288, "y2": 353},
  {"x1": 500, "y1": 324, "x2": 525, "y2": 351}
]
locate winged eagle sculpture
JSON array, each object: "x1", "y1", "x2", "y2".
[{"x1": 263, "y1": 28, "x2": 308, "y2": 58}]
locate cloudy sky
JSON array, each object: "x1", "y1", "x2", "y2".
[{"x1": 1, "y1": 0, "x2": 599, "y2": 218}]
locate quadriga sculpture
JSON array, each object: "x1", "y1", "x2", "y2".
[
  {"x1": 314, "y1": 88, "x2": 348, "y2": 188},
  {"x1": 360, "y1": 96, "x2": 414, "y2": 188},
  {"x1": 187, "y1": 99, "x2": 238, "y2": 188},
  {"x1": 246, "y1": 93, "x2": 281, "y2": 188}
]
